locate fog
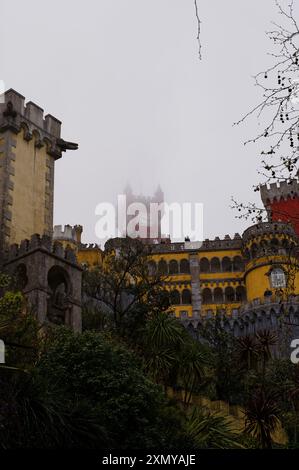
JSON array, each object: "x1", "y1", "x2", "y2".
[{"x1": 1, "y1": 0, "x2": 288, "y2": 246}]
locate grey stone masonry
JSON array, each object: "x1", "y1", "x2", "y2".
[
  {"x1": 3, "y1": 233, "x2": 82, "y2": 332},
  {"x1": 0, "y1": 88, "x2": 78, "y2": 160},
  {"x1": 189, "y1": 253, "x2": 201, "y2": 318},
  {"x1": 260, "y1": 179, "x2": 299, "y2": 204}
]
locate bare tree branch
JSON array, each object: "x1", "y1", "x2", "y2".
[
  {"x1": 234, "y1": 0, "x2": 299, "y2": 184},
  {"x1": 194, "y1": 0, "x2": 202, "y2": 60}
]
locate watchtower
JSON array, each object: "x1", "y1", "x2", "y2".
[
  {"x1": 0, "y1": 89, "x2": 78, "y2": 256},
  {"x1": 260, "y1": 179, "x2": 299, "y2": 237}
]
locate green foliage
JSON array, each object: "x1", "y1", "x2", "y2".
[
  {"x1": 82, "y1": 238, "x2": 171, "y2": 336},
  {"x1": 37, "y1": 327, "x2": 185, "y2": 448},
  {"x1": 200, "y1": 317, "x2": 246, "y2": 404},
  {"x1": 244, "y1": 388, "x2": 282, "y2": 449},
  {"x1": 0, "y1": 371, "x2": 109, "y2": 449},
  {"x1": 0, "y1": 285, "x2": 39, "y2": 368},
  {"x1": 184, "y1": 407, "x2": 243, "y2": 449}
]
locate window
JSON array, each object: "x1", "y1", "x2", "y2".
[
  {"x1": 182, "y1": 289, "x2": 192, "y2": 304},
  {"x1": 170, "y1": 290, "x2": 181, "y2": 305},
  {"x1": 270, "y1": 268, "x2": 286, "y2": 288},
  {"x1": 169, "y1": 259, "x2": 179, "y2": 274}
]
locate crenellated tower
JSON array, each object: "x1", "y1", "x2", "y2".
[
  {"x1": 260, "y1": 179, "x2": 299, "y2": 237},
  {"x1": 242, "y1": 221, "x2": 299, "y2": 302},
  {"x1": 0, "y1": 89, "x2": 78, "y2": 256}
]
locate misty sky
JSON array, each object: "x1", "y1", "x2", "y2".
[{"x1": 1, "y1": 0, "x2": 292, "y2": 246}]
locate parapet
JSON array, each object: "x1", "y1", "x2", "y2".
[
  {"x1": 151, "y1": 233, "x2": 243, "y2": 253},
  {"x1": 0, "y1": 89, "x2": 78, "y2": 160},
  {"x1": 200, "y1": 233, "x2": 243, "y2": 251},
  {"x1": 260, "y1": 179, "x2": 299, "y2": 205},
  {"x1": 242, "y1": 221, "x2": 297, "y2": 244},
  {"x1": 3, "y1": 233, "x2": 80, "y2": 266},
  {"x1": 79, "y1": 242, "x2": 101, "y2": 251}
]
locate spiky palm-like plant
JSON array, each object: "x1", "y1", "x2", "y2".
[
  {"x1": 185, "y1": 407, "x2": 244, "y2": 449},
  {"x1": 236, "y1": 335, "x2": 259, "y2": 371},
  {"x1": 256, "y1": 330, "x2": 278, "y2": 379},
  {"x1": 244, "y1": 388, "x2": 281, "y2": 449},
  {"x1": 178, "y1": 342, "x2": 210, "y2": 406}
]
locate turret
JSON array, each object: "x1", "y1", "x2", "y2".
[
  {"x1": 260, "y1": 179, "x2": 299, "y2": 237},
  {"x1": 242, "y1": 221, "x2": 299, "y2": 301},
  {"x1": 0, "y1": 88, "x2": 78, "y2": 256}
]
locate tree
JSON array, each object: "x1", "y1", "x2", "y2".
[
  {"x1": 255, "y1": 329, "x2": 278, "y2": 381},
  {"x1": 82, "y1": 237, "x2": 171, "y2": 339},
  {"x1": 236, "y1": 335, "x2": 259, "y2": 371},
  {"x1": 244, "y1": 388, "x2": 282, "y2": 449},
  {"x1": 235, "y1": 0, "x2": 299, "y2": 185},
  {"x1": 199, "y1": 317, "x2": 246, "y2": 403},
  {"x1": 143, "y1": 310, "x2": 187, "y2": 386},
  {"x1": 37, "y1": 327, "x2": 185, "y2": 449},
  {"x1": 185, "y1": 407, "x2": 244, "y2": 449}
]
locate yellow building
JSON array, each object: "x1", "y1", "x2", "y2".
[{"x1": 58, "y1": 218, "x2": 299, "y2": 324}]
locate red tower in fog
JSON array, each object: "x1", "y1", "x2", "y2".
[{"x1": 260, "y1": 179, "x2": 299, "y2": 237}]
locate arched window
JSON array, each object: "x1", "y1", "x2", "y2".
[
  {"x1": 202, "y1": 288, "x2": 212, "y2": 304},
  {"x1": 158, "y1": 259, "x2": 168, "y2": 275},
  {"x1": 211, "y1": 257, "x2": 221, "y2": 273},
  {"x1": 148, "y1": 260, "x2": 157, "y2": 275},
  {"x1": 270, "y1": 268, "x2": 286, "y2": 288},
  {"x1": 14, "y1": 263, "x2": 28, "y2": 290},
  {"x1": 222, "y1": 257, "x2": 232, "y2": 272},
  {"x1": 236, "y1": 286, "x2": 247, "y2": 302},
  {"x1": 251, "y1": 243, "x2": 258, "y2": 259},
  {"x1": 260, "y1": 239, "x2": 269, "y2": 255},
  {"x1": 47, "y1": 265, "x2": 71, "y2": 325},
  {"x1": 200, "y1": 257, "x2": 210, "y2": 273},
  {"x1": 225, "y1": 286, "x2": 235, "y2": 303},
  {"x1": 233, "y1": 256, "x2": 244, "y2": 272},
  {"x1": 264, "y1": 290, "x2": 272, "y2": 298},
  {"x1": 281, "y1": 239, "x2": 290, "y2": 255},
  {"x1": 169, "y1": 259, "x2": 179, "y2": 274},
  {"x1": 170, "y1": 289, "x2": 181, "y2": 305},
  {"x1": 182, "y1": 289, "x2": 192, "y2": 304},
  {"x1": 270, "y1": 238, "x2": 279, "y2": 255},
  {"x1": 180, "y1": 259, "x2": 190, "y2": 274},
  {"x1": 214, "y1": 287, "x2": 223, "y2": 304}
]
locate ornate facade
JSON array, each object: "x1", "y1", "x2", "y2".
[
  {"x1": 1, "y1": 88, "x2": 299, "y2": 342},
  {"x1": 63, "y1": 181, "x2": 299, "y2": 343}
]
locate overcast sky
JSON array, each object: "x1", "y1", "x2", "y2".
[{"x1": 1, "y1": 0, "x2": 293, "y2": 246}]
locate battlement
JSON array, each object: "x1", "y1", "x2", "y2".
[
  {"x1": 53, "y1": 224, "x2": 84, "y2": 245},
  {"x1": 200, "y1": 233, "x2": 242, "y2": 251},
  {"x1": 3, "y1": 233, "x2": 79, "y2": 265},
  {"x1": 242, "y1": 221, "x2": 297, "y2": 244},
  {"x1": 151, "y1": 233, "x2": 243, "y2": 253},
  {"x1": 124, "y1": 184, "x2": 164, "y2": 205},
  {"x1": 0, "y1": 89, "x2": 78, "y2": 160},
  {"x1": 79, "y1": 243, "x2": 101, "y2": 251},
  {"x1": 260, "y1": 179, "x2": 299, "y2": 205}
]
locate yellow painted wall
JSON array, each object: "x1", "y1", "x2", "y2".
[
  {"x1": 245, "y1": 256, "x2": 299, "y2": 301},
  {"x1": 198, "y1": 249, "x2": 242, "y2": 260},
  {"x1": 10, "y1": 133, "x2": 50, "y2": 244},
  {"x1": 77, "y1": 249, "x2": 103, "y2": 267}
]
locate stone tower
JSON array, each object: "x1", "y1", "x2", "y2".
[
  {"x1": 0, "y1": 89, "x2": 78, "y2": 256},
  {"x1": 260, "y1": 179, "x2": 299, "y2": 237},
  {"x1": 0, "y1": 89, "x2": 82, "y2": 331},
  {"x1": 122, "y1": 184, "x2": 165, "y2": 242}
]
